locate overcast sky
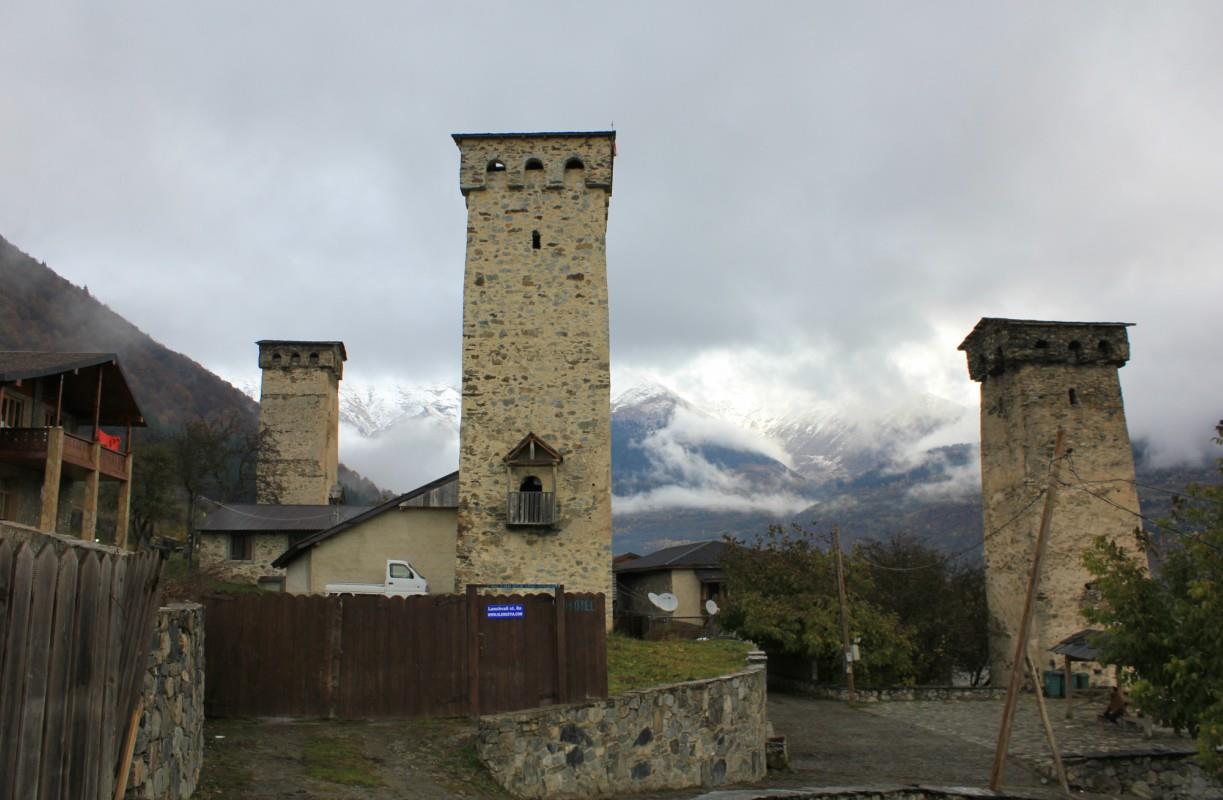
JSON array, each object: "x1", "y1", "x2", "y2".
[{"x1": 3, "y1": 2, "x2": 1222, "y2": 468}]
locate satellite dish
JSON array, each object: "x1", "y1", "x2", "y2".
[
  {"x1": 705, "y1": 599, "x2": 720, "y2": 615},
  {"x1": 648, "y1": 592, "x2": 679, "y2": 613}
]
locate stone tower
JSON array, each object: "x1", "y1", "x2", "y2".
[
  {"x1": 451, "y1": 131, "x2": 615, "y2": 617},
  {"x1": 959, "y1": 318, "x2": 1146, "y2": 684},
  {"x1": 255, "y1": 340, "x2": 346, "y2": 505}
]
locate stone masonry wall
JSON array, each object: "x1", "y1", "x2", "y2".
[
  {"x1": 963, "y1": 321, "x2": 1146, "y2": 685},
  {"x1": 477, "y1": 667, "x2": 767, "y2": 799},
  {"x1": 453, "y1": 133, "x2": 614, "y2": 624},
  {"x1": 197, "y1": 532, "x2": 288, "y2": 583},
  {"x1": 1057, "y1": 750, "x2": 1222, "y2": 799},
  {"x1": 256, "y1": 342, "x2": 343, "y2": 505},
  {"x1": 126, "y1": 603, "x2": 205, "y2": 799}
]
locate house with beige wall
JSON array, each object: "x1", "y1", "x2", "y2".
[
  {"x1": 614, "y1": 541, "x2": 726, "y2": 637},
  {"x1": 273, "y1": 472, "x2": 458, "y2": 594}
]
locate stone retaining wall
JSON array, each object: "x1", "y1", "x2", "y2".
[
  {"x1": 126, "y1": 603, "x2": 205, "y2": 799},
  {"x1": 770, "y1": 674, "x2": 1007, "y2": 703},
  {"x1": 1057, "y1": 749, "x2": 1222, "y2": 799},
  {"x1": 477, "y1": 667, "x2": 767, "y2": 798}
]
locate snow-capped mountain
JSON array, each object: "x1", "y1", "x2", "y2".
[{"x1": 340, "y1": 384, "x2": 460, "y2": 438}]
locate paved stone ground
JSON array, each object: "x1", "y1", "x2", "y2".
[{"x1": 858, "y1": 694, "x2": 1193, "y2": 767}]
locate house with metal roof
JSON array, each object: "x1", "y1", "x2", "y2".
[
  {"x1": 613, "y1": 540, "x2": 726, "y2": 635},
  {"x1": 270, "y1": 471, "x2": 459, "y2": 595},
  {"x1": 0, "y1": 352, "x2": 146, "y2": 542}
]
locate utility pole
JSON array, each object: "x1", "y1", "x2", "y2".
[
  {"x1": 832, "y1": 525, "x2": 856, "y2": 703},
  {"x1": 989, "y1": 429, "x2": 1066, "y2": 792}
]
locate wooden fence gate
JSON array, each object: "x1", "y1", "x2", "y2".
[{"x1": 204, "y1": 587, "x2": 606, "y2": 719}]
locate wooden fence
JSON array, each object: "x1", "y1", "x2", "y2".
[
  {"x1": 204, "y1": 587, "x2": 607, "y2": 719},
  {"x1": 0, "y1": 526, "x2": 163, "y2": 800}
]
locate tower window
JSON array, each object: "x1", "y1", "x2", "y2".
[
  {"x1": 1069, "y1": 388, "x2": 1079, "y2": 406},
  {"x1": 1068, "y1": 340, "x2": 1082, "y2": 352},
  {"x1": 564, "y1": 157, "x2": 584, "y2": 171},
  {"x1": 487, "y1": 159, "x2": 506, "y2": 172},
  {"x1": 1098, "y1": 340, "x2": 1112, "y2": 357},
  {"x1": 290, "y1": 352, "x2": 301, "y2": 365},
  {"x1": 309, "y1": 352, "x2": 319, "y2": 365},
  {"x1": 524, "y1": 158, "x2": 544, "y2": 171},
  {"x1": 520, "y1": 475, "x2": 543, "y2": 492},
  {"x1": 531, "y1": 230, "x2": 541, "y2": 250},
  {"x1": 1034, "y1": 340, "x2": 1049, "y2": 349},
  {"x1": 271, "y1": 352, "x2": 282, "y2": 366}
]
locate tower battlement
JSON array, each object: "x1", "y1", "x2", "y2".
[
  {"x1": 452, "y1": 131, "x2": 615, "y2": 195},
  {"x1": 959, "y1": 318, "x2": 1131, "y2": 382}
]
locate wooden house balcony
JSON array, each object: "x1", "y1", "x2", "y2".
[
  {"x1": 0, "y1": 427, "x2": 131, "y2": 481},
  {"x1": 506, "y1": 491, "x2": 556, "y2": 527}
]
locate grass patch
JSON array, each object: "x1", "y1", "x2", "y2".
[
  {"x1": 303, "y1": 731, "x2": 384, "y2": 788},
  {"x1": 195, "y1": 720, "x2": 257, "y2": 799},
  {"x1": 607, "y1": 634, "x2": 751, "y2": 695},
  {"x1": 161, "y1": 552, "x2": 262, "y2": 601}
]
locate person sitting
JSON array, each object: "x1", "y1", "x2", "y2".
[{"x1": 1101, "y1": 686, "x2": 1127, "y2": 723}]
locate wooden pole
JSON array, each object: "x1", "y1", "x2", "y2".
[
  {"x1": 989, "y1": 428, "x2": 1067, "y2": 792},
  {"x1": 1064, "y1": 654, "x2": 1074, "y2": 719},
  {"x1": 92, "y1": 366, "x2": 104, "y2": 436},
  {"x1": 467, "y1": 584, "x2": 481, "y2": 719},
  {"x1": 555, "y1": 585, "x2": 568, "y2": 704},
  {"x1": 832, "y1": 525, "x2": 856, "y2": 702},
  {"x1": 1026, "y1": 654, "x2": 1072, "y2": 798},
  {"x1": 113, "y1": 698, "x2": 144, "y2": 800},
  {"x1": 55, "y1": 374, "x2": 64, "y2": 426}
]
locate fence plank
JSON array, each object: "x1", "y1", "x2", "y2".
[
  {"x1": 64, "y1": 550, "x2": 101, "y2": 800},
  {"x1": 37, "y1": 551, "x2": 78, "y2": 800},
  {"x1": 0, "y1": 539, "x2": 14, "y2": 690},
  {"x1": 0, "y1": 543, "x2": 36, "y2": 794},
  {"x1": 13, "y1": 545, "x2": 61, "y2": 798}
]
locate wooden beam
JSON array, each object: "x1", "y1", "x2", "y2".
[
  {"x1": 467, "y1": 584, "x2": 480, "y2": 719},
  {"x1": 555, "y1": 585, "x2": 568, "y2": 705},
  {"x1": 1026, "y1": 654, "x2": 1072, "y2": 798},
  {"x1": 55, "y1": 374, "x2": 64, "y2": 426},
  {"x1": 832, "y1": 525, "x2": 856, "y2": 703},
  {"x1": 989, "y1": 428, "x2": 1067, "y2": 792},
  {"x1": 91, "y1": 366, "x2": 104, "y2": 435}
]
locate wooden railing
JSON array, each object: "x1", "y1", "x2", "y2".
[
  {"x1": 62, "y1": 431, "x2": 94, "y2": 469},
  {"x1": 506, "y1": 491, "x2": 556, "y2": 526},
  {"x1": 99, "y1": 445, "x2": 128, "y2": 479},
  {"x1": 0, "y1": 427, "x2": 49, "y2": 454}
]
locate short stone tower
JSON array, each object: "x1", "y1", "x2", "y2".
[
  {"x1": 451, "y1": 132, "x2": 615, "y2": 618},
  {"x1": 960, "y1": 318, "x2": 1146, "y2": 684},
  {"x1": 255, "y1": 340, "x2": 346, "y2": 505}
]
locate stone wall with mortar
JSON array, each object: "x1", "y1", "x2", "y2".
[
  {"x1": 453, "y1": 133, "x2": 614, "y2": 624},
  {"x1": 770, "y1": 678, "x2": 1008, "y2": 703},
  {"x1": 1057, "y1": 749, "x2": 1222, "y2": 799},
  {"x1": 256, "y1": 341, "x2": 344, "y2": 505},
  {"x1": 477, "y1": 667, "x2": 766, "y2": 799},
  {"x1": 126, "y1": 603, "x2": 205, "y2": 799},
  {"x1": 197, "y1": 531, "x2": 289, "y2": 584},
  {"x1": 961, "y1": 320, "x2": 1146, "y2": 684}
]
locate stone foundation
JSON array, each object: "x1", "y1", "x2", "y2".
[
  {"x1": 126, "y1": 603, "x2": 205, "y2": 799},
  {"x1": 477, "y1": 667, "x2": 767, "y2": 798},
  {"x1": 1056, "y1": 749, "x2": 1222, "y2": 799}
]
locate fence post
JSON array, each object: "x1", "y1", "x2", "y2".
[
  {"x1": 467, "y1": 585, "x2": 480, "y2": 719},
  {"x1": 554, "y1": 585, "x2": 568, "y2": 704}
]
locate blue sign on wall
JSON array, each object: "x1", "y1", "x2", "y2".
[{"x1": 486, "y1": 604, "x2": 524, "y2": 619}]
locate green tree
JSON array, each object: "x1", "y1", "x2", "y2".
[
  {"x1": 1084, "y1": 422, "x2": 1223, "y2": 777},
  {"x1": 128, "y1": 437, "x2": 182, "y2": 548},
  {"x1": 859, "y1": 534, "x2": 990, "y2": 685},
  {"x1": 721, "y1": 523, "x2": 915, "y2": 685}
]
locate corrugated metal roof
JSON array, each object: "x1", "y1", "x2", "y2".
[
  {"x1": 0, "y1": 352, "x2": 117, "y2": 380},
  {"x1": 614, "y1": 540, "x2": 726, "y2": 573},
  {"x1": 1050, "y1": 628, "x2": 1102, "y2": 662},
  {"x1": 197, "y1": 504, "x2": 371, "y2": 532}
]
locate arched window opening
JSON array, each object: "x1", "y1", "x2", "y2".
[
  {"x1": 564, "y1": 157, "x2": 584, "y2": 171},
  {"x1": 1034, "y1": 340, "x2": 1049, "y2": 349},
  {"x1": 524, "y1": 158, "x2": 544, "y2": 171},
  {"x1": 487, "y1": 159, "x2": 506, "y2": 172},
  {"x1": 290, "y1": 352, "x2": 301, "y2": 366},
  {"x1": 271, "y1": 352, "x2": 282, "y2": 366},
  {"x1": 519, "y1": 475, "x2": 543, "y2": 493},
  {"x1": 1069, "y1": 388, "x2": 1079, "y2": 406},
  {"x1": 1068, "y1": 340, "x2": 1082, "y2": 352},
  {"x1": 309, "y1": 352, "x2": 320, "y2": 365},
  {"x1": 531, "y1": 230, "x2": 541, "y2": 250},
  {"x1": 1098, "y1": 340, "x2": 1112, "y2": 356}
]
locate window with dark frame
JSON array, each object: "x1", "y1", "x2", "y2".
[{"x1": 229, "y1": 533, "x2": 253, "y2": 561}]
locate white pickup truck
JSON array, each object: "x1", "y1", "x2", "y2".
[{"x1": 325, "y1": 560, "x2": 428, "y2": 597}]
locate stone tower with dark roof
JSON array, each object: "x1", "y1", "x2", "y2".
[
  {"x1": 451, "y1": 132, "x2": 615, "y2": 623},
  {"x1": 960, "y1": 318, "x2": 1146, "y2": 684}
]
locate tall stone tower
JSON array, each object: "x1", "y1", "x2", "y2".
[
  {"x1": 451, "y1": 131, "x2": 615, "y2": 616},
  {"x1": 959, "y1": 318, "x2": 1146, "y2": 684},
  {"x1": 255, "y1": 340, "x2": 346, "y2": 505}
]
